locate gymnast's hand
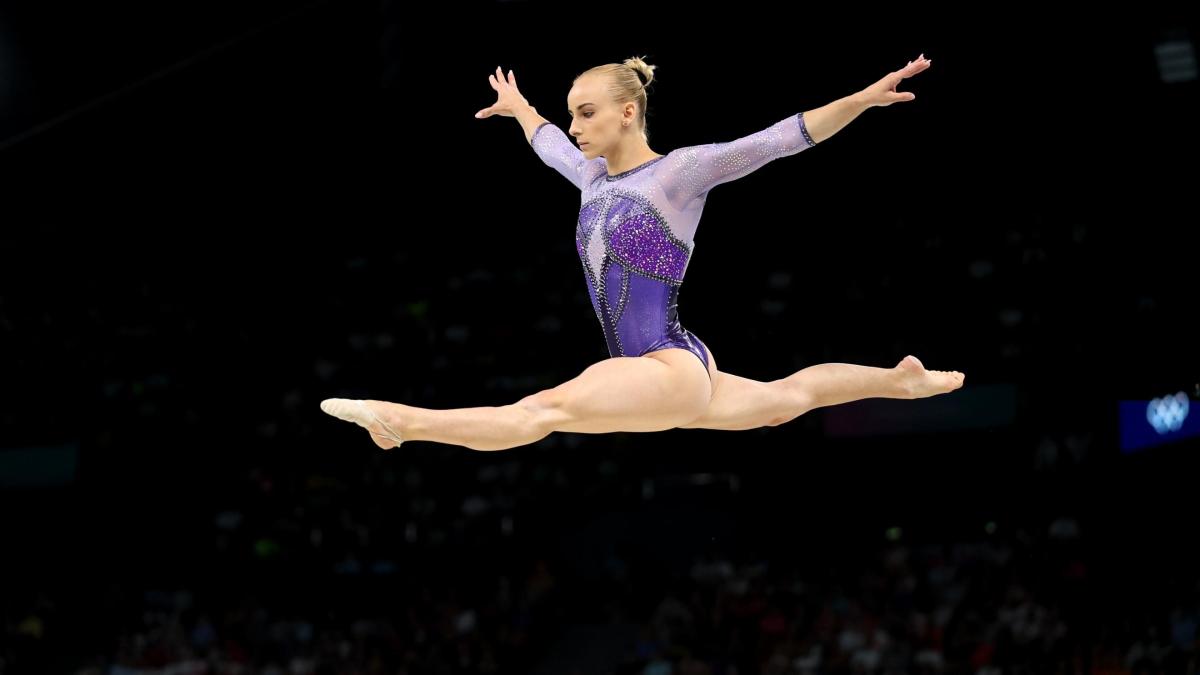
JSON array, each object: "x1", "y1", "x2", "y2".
[
  {"x1": 857, "y1": 54, "x2": 931, "y2": 108},
  {"x1": 475, "y1": 66, "x2": 528, "y2": 118}
]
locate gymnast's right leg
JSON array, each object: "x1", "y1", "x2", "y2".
[{"x1": 320, "y1": 351, "x2": 711, "y2": 452}]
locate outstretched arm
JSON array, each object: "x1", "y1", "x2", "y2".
[
  {"x1": 659, "y1": 55, "x2": 932, "y2": 206},
  {"x1": 523, "y1": 110, "x2": 597, "y2": 191},
  {"x1": 658, "y1": 112, "x2": 818, "y2": 207},
  {"x1": 805, "y1": 54, "x2": 932, "y2": 142},
  {"x1": 513, "y1": 101, "x2": 550, "y2": 146},
  {"x1": 475, "y1": 66, "x2": 595, "y2": 191},
  {"x1": 476, "y1": 66, "x2": 549, "y2": 143}
]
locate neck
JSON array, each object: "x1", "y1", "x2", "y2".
[{"x1": 605, "y1": 137, "x2": 662, "y2": 176}]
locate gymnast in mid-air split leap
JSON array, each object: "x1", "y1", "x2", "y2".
[{"x1": 321, "y1": 53, "x2": 964, "y2": 452}]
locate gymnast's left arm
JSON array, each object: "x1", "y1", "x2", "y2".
[
  {"x1": 659, "y1": 55, "x2": 932, "y2": 207},
  {"x1": 805, "y1": 54, "x2": 932, "y2": 142}
]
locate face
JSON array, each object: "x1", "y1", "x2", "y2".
[{"x1": 567, "y1": 75, "x2": 635, "y2": 158}]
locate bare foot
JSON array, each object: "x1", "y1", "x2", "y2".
[
  {"x1": 319, "y1": 398, "x2": 406, "y2": 450},
  {"x1": 894, "y1": 355, "x2": 965, "y2": 399}
]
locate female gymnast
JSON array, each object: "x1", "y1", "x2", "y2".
[{"x1": 321, "y1": 54, "x2": 963, "y2": 452}]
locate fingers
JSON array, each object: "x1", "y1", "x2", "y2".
[
  {"x1": 490, "y1": 66, "x2": 509, "y2": 91},
  {"x1": 482, "y1": 66, "x2": 517, "y2": 117},
  {"x1": 902, "y1": 54, "x2": 931, "y2": 74},
  {"x1": 887, "y1": 54, "x2": 929, "y2": 104}
]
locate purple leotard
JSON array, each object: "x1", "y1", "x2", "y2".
[{"x1": 530, "y1": 113, "x2": 817, "y2": 379}]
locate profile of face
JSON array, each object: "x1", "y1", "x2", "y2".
[{"x1": 567, "y1": 74, "x2": 638, "y2": 159}]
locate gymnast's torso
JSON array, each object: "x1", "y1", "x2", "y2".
[{"x1": 529, "y1": 114, "x2": 816, "y2": 369}]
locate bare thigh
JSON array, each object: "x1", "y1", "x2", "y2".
[
  {"x1": 518, "y1": 348, "x2": 713, "y2": 434},
  {"x1": 678, "y1": 349, "x2": 812, "y2": 431}
]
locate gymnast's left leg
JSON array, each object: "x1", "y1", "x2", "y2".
[{"x1": 680, "y1": 354, "x2": 964, "y2": 431}]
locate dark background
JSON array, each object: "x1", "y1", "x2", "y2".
[{"x1": 1, "y1": 2, "x2": 1198, "y2": 673}]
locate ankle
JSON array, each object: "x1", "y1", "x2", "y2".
[{"x1": 890, "y1": 367, "x2": 916, "y2": 399}]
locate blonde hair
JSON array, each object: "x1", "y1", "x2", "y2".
[{"x1": 575, "y1": 55, "x2": 657, "y2": 143}]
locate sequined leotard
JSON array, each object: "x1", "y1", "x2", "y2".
[{"x1": 530, "y1": 112, "x2": 817, "y2": 379}]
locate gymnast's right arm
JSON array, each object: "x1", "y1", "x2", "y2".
[
  {"x1": 475, "y1": 66, "x2": 549, "y2": 143},
  {"x1": 476, "y1": 66, "x2": 591, "y2": 190}
]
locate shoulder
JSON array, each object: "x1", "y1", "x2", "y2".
[
  {"x1": 582, "y1": 157, "x2": 608, "y2": 187},
  {"x1": 647, "y1": 146, "x2": 713, "y2": 178},
  {"x1": 656, "y1": 145, "x2": 712, "y2": 168}
]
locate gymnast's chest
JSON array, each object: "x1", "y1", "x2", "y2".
[
  {"x1": 574, "y1": 190, "x2": 693, "y2": 283},
  {"x1": 575, "y1": 189, "x2": 660, "y2": 256}
]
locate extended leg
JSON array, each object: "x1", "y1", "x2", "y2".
[
  {"x1": 321, "y1": 350, "x2": 711, "y2": 452},
  {"x1": 783, "y1": 355, "x2": 963, "y2": 409},
  {"x1": 680, "y1": 355, "x2": 964, "y2": 431}
]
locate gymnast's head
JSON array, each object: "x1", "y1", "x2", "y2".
[{"x1": 567, "y1": 56, "x2": 657, "y2": 159}]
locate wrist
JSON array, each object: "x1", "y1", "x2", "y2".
[{"x1": 849, "y1": 91, "x2": 873, "y2": 110}]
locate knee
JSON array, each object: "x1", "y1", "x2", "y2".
[
  {"x1": 516, "y1": 388, "x2": 564, "y2": 413},
  {"x1": 514, "y1": 389, "x2": 567, "y2": 433},
  {"x1": 767, "y1": 381, "x2": 817, "y2": 426},
  {"x1": 792, "y1": 386, "x2": 818, "y2": 416}
]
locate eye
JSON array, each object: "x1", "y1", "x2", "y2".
[{"x1": 584, "y1": 112, "x2": 594, "y2": 118}]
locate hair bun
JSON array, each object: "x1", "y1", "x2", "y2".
[{"x1": 624, "y1": 56, "x2": 656, "y2": 88}]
